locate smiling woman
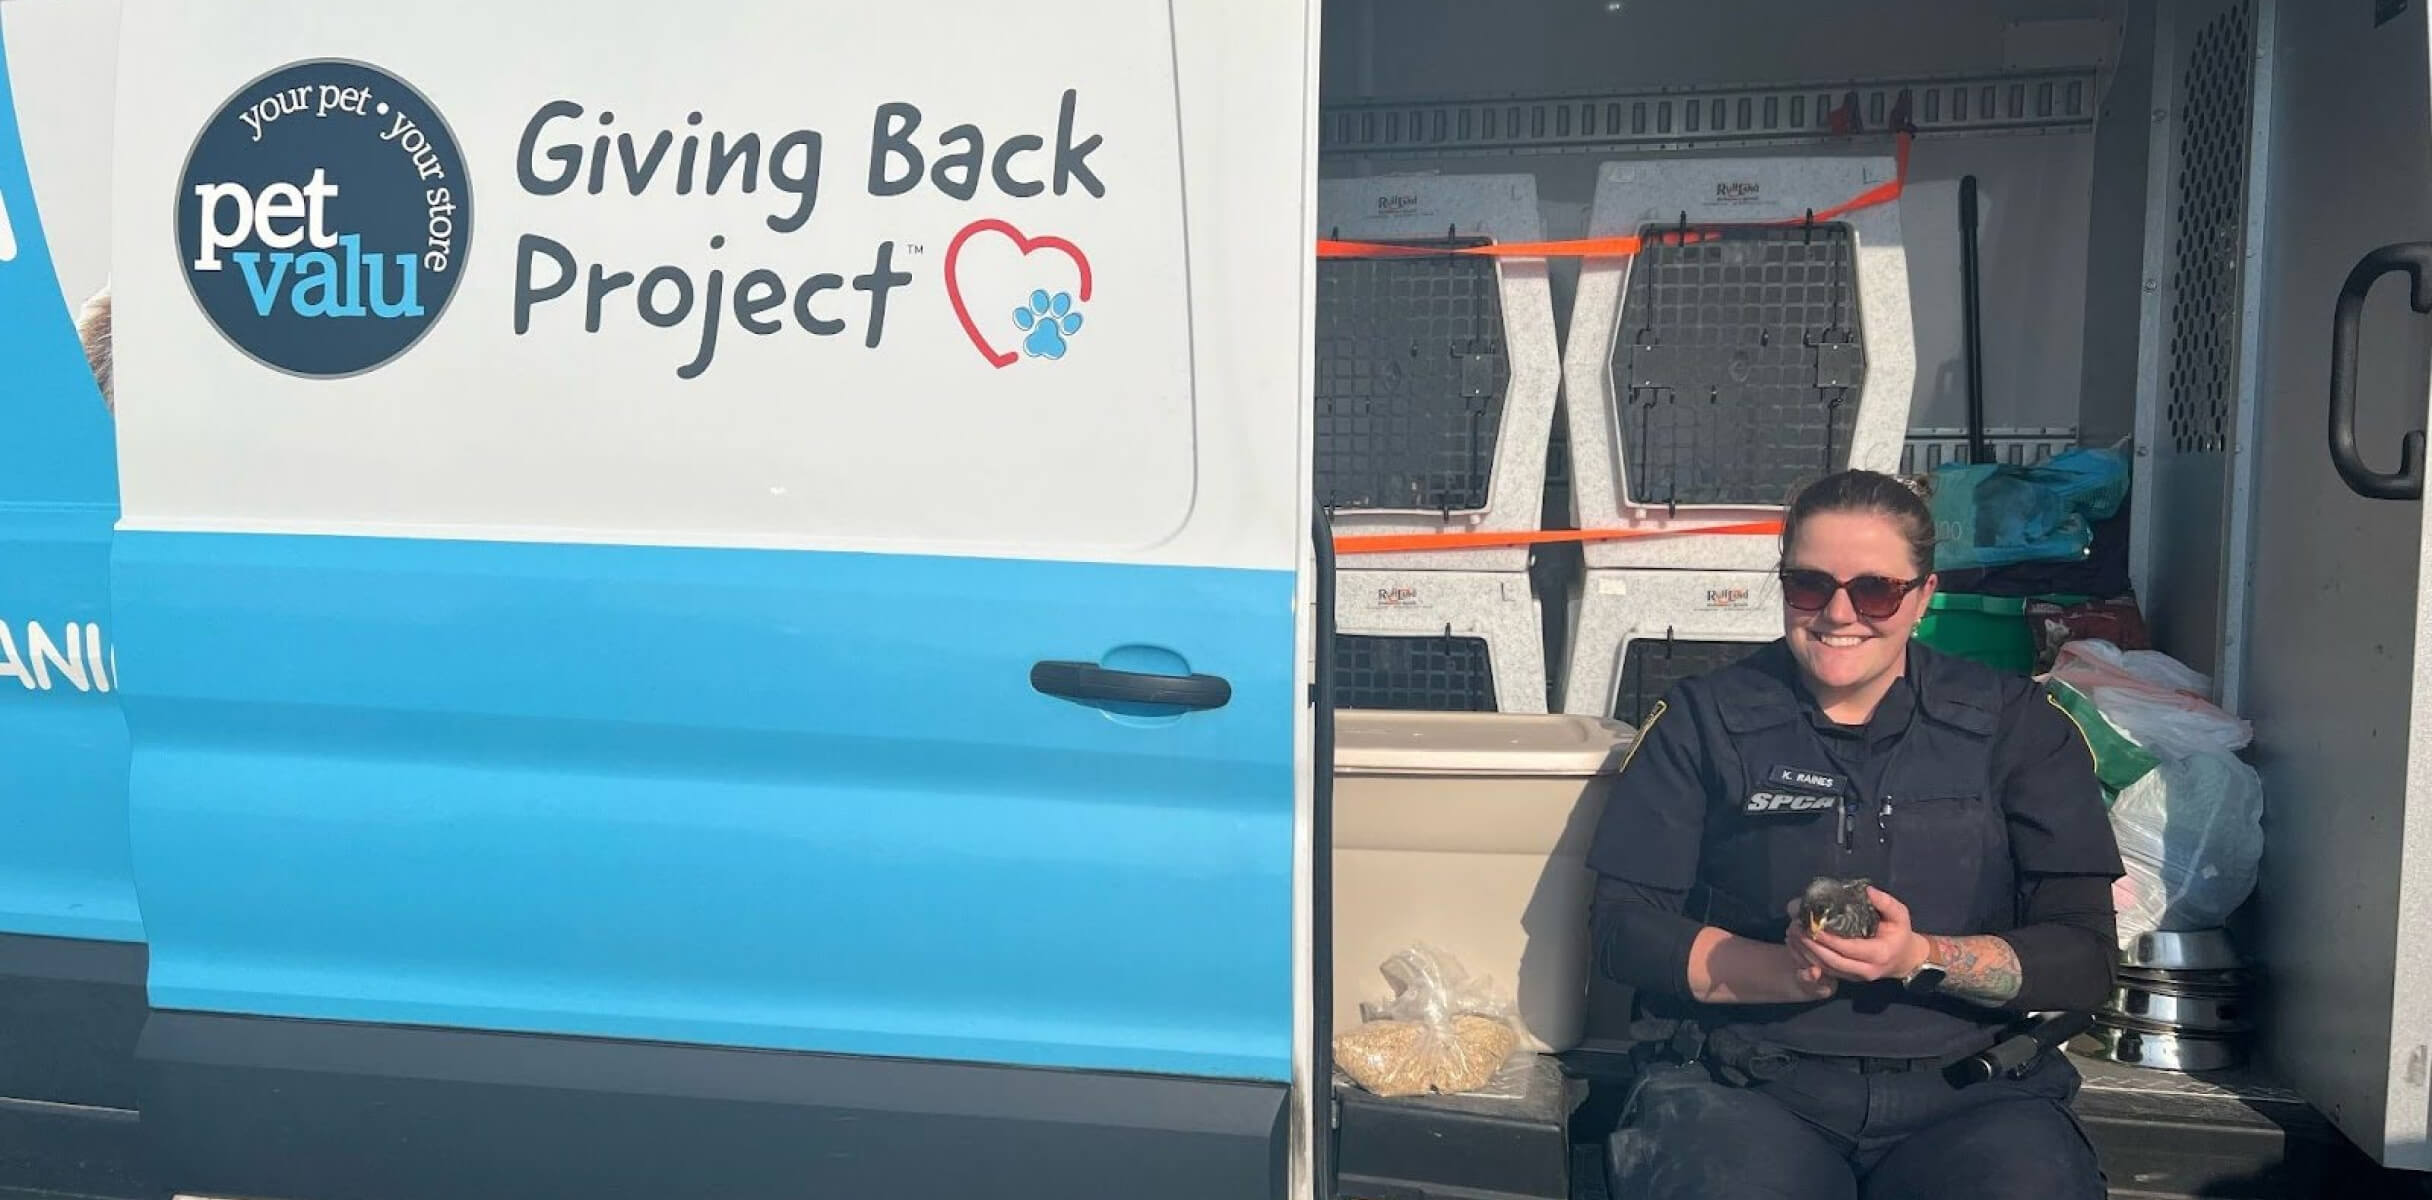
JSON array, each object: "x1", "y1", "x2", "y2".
[
  {"x1": 1582, "y1": 468, "x2": 2125, "y2": 1200},
  {"x1": 1775, "y1": 471, "x2": 1940, "y2": 724}
]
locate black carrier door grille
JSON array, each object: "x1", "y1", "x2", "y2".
[
  {"x1": 1315, "y1": 238, "x2": 1511, "y2": 513},
  {"x1": 1613, "y1": 223, "x2": 1867, "y2": 507},
  {"x1": 1332, "y1": 633, "x2": 1497, "y2": 712},
  {"x1": 1613, "y1": 638, "x2": 1758, "y2": 726}
]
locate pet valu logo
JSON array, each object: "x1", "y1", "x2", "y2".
[{"x1": 176, "y1": 59, "x2": 472, "y2": 378}]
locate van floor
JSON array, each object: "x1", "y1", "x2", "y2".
[
  {"x1": 2066, "y1": 1056, "x2": 2432, "y2": 1199},
  {"x1": 1343, "y1": 1049, "x2": 2432, "y2": 1200}
]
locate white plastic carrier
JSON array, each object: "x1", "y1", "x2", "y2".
[
  {"x1": 1559, "y1": 568, "x2": 1781, "y2": 723},
  {"x1": 1335, "y1": 568, "x2": 1550, "y2": 715},
  {"x1": 1315, "y1": 173, "x2": 1561, "y2": 572},
  {"x1": 1562, "y1": 153, "x2": 1917, "y2": 571}
]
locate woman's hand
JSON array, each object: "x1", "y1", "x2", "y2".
[
  {"x1": 1780, "y1": 944, "x2": 1837, "y2": 1000},
  {"x1": 1788, "y1": 952, "x2": 1833, "y2": 996},
  {"x1": 1688, "y1": 927, "x2": 1840, "y2": 1005},
  {"x1": 1785, "y1": 886, "x2": 1932, "y2": 984}
]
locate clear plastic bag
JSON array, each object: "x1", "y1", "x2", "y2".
[
  {"x1": 2107, "y1": 751, "x2": 2264, "y2": 939},
  {"x1": 2047, "y1": 639, "x2": 2252, "y2": 759},
  {"x1": 1332, "y1": 945, "x2": 1529, "y2": 1099},
  {"x1": 2043, "y1": 640, "x2": 2265, "y2": 942}
]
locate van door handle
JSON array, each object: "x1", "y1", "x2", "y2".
[
  {"x1": 1030, "y1": 661, "x2": 1232, "y2": 711},
  {"x1": 2328, "y1": 242, "x2": 2432, "y2": 501}
]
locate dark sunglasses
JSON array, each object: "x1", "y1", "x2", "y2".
[{"x1": 1778, "y1": 569, "x2": 1928, "y2": 620}]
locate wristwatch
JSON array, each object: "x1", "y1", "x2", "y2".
[{"x1": 1902, "y1": 960, "x2": 1948, "y2": 996}]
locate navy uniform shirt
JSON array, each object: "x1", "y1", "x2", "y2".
[{"x1": 1586, "y1": 639, "x2": 2125, "y2": 1059}]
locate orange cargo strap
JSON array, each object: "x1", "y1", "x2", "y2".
[
  {"x1": 1783, "y1": 128, "x2": 1912, "y2": 225},
  {"x1": 1332, "y1": 520, "x2": 1783, "y2": 555},
  {"x1": 1317, "y1": 131, "x2": 1910, "y2": 261},
  {"x1": 1316, "y1": 232, "x2": 1708, "y2": 260},
  {"x1": 1319, "y1": 129, "x2": 1909, "y2": 555}
]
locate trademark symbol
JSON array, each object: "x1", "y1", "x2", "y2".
[{"x1": 905, "y1": 243, "x2": 926, "y2": 256}]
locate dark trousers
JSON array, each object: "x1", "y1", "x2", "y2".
[{"x1": 1605, "y1": 1048, "x2": 2106, "y2": 1200}]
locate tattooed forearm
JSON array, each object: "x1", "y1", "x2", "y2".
[{"x1": 1925, "y1": 934, "x2": 2024, "y2": 1007}]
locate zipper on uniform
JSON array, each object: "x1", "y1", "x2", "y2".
[
  {"x1": 1879, "y1": 795, "x2": 1894, "y2": 850},
  {"x1": 1839, "y1": 795, "x2": 1856, "y2": 851}
]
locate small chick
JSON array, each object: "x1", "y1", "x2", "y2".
[{"x1": 1799, "y1": 876, "x2": 1879, "y2": 939}]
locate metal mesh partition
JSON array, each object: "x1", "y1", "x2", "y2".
[
  {"x1": 1612, "y1": 223, "x2": 1865, "y2": 507},
  {"x1": 1333, "y1": 633, "x2": 1498, "y2": 712},
  {"x1": 2164, "y1": 1, "x2": 2254, "y2": 456},
  {"x1": 1611, "y1": 638, "x2": 1760, "y2": 727},
  {"x1": 1315, "y1": 239, "x2": 1511, "y2": 512}
]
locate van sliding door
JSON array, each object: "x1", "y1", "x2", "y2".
[
  {"x1": 2240, "y1": 0, "x2": 2432, "y2": 1171},
  {"x1": 106, "y1": 3, "x2": 1320, "y2": 1197}
]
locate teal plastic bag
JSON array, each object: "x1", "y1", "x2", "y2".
[{"x1": 1929, "y1": 447, "x2": 2130, "y2": 572}]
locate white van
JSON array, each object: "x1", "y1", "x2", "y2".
[{"x1": 0, "y1": 1, "x2": 2424, "y2": 1198}]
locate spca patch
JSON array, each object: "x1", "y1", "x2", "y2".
[
  {"x1": 1745, "y1": 765, "x2": 1845, "y2": 815},
  {"x1": 1744, "y1": 790, "x2": 1840, "y2": 815}
]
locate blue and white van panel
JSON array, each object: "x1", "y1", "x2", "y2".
[
  {"x1": 0, "y1": 0, "x2": 135, "y2": 949},
  {"x1": 105, "y1": 1, "x2": 1320, "y2": 1196},
  {"x1": 0, "y1": 6, "x2": 149, "y2": 1162}
]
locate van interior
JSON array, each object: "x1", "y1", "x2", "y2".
[{"x1": 1308, "y1": 1, "x2": 2432, "y2": 1197}]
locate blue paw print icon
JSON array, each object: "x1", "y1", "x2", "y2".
[{"x1": 1012, "y1": 289, "x2": 1084, "y2": 360}]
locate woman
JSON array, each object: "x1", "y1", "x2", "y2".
[
  {"x1": 1589, "y1": 469, "x2": 2122, "y2": 1200},
  {"x1": 75, "y1": 281, "x2": 112, "y2": 414}
]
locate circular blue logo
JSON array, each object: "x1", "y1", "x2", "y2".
[{"x1": 176, "y1": 59, "x2": 471, "y2": 378}]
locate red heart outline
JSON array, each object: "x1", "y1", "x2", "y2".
[{"x1": 944, "y1": 218, "x2": 1095, "y2": 369}]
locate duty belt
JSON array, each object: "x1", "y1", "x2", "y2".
[{"x1": 1638, "y1": 1020, "x2": 2004, "y2": 1088}]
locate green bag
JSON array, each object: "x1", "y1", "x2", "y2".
[
  {"x1": 1913, "y1": 591, "x2": 2093, "y2": 676},
  {"x1": 2045, "y1": 679, "x2": 2158, "y2": 805}
]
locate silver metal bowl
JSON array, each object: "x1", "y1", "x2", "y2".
[
  {"x1": 2071, "y1": 1018, "x2": 2247, "y2": 1073},
  {"x1": 2120, "y1": 928, "x2": 2243, "y2": 971},
  {"x1": 2115, "y1": 964, "x2": 2249, "y2": 995},
  {"x1": 2106, "y1": 985, "x2": 2251, "y2": 1033}
]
